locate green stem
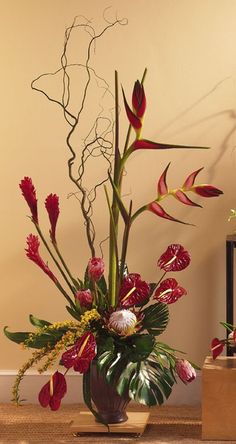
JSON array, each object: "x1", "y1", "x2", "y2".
[
  {"x1": 53, "y1": 242, "x2": 78, "y2": 287},
  {"x1": 119, "y1": 202, "x2": 132, "y2": 291}
]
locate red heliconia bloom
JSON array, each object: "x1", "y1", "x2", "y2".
[
  {"x1": 158, "y1": 244, "x2": 191, "y2": 272},
  {"x1": 182, "y1": 168, "x2": 204, "y2": 189},
  {"x1": 157, "y1": 163, "x2": 170, "y2": 197},
  {"x1": 45, "y1": 194, "x2": 60, "y2": 244},
  {"x1": 192, "y1": 185, "x2": 223, "y2": 198},
  {"x1": 38, "y1": 371, "x2": 67, "y2": 411},
  {"x1": 154, "y1": 278, "x2": 187, "y2": 304},
  {"x1": 119, "y1": 273, "x2": 150, "y2": 308},
  {"x1": 147, "y1": 201, "x2": 190, "y2": 225},
  {"x1": 174, "y1": 189, "x2": 202, "y2": 208},
  {"x1": 88, "y1": 257, "x2": 105, "y2": 281},
  {"x1": 75, "y1": 289, "x2": 93, "y2": 308},
  {"x1": 61, "y1": 332, "x2": 96, "y2": 373},
  {"x1": 211, "y1": 338, "x2": 225, "y2": 360},
  {"x1": 26, "y1": 234, "x2": 58, "y2": 283},
  {"x1": 19, "y1": 177, "x2": 38, "y2": 224},
  {"x1": 132, "y1": 80, "x2": 146, "y2": 118},
  {"x1": 122, "y1": 88, "x2": 142, "y2": 131},
  {"x1": 175, "y1": 360, "x2": 196, "y2": 384},
  {"x1": 132, "y1": 139, "x2": 201, "y2": 151}
]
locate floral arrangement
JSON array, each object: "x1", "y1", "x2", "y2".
[{"x1": 4, "y1": 16, "x2": 223, "y2": 421}]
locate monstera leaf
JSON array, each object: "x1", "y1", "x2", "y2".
[{"x1": 141, "y1": 302, "x2": 169, "y2": 335}]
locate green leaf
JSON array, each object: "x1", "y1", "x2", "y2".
[
  {"x1": 129, "y1": 334, "x2": 155, "y2": 361},
  {"x1": 4, "y1": 326, "x2": 31, "y2": 344},
  {"x1": 97, "y1": 336, "x2": 114, "y2": 356},
  {"x1": 96, "y1": 350, "x2": 116, "y2": 374},
  {"x1": 96, "y1": 275, "x2": 108, "y2": 296},
  {"x1": 66, "y1": 305, "x2": 81, "y2": 321},
  {"x1": 141, "y1": 302, "x2": 169, "y2": 336},
  {"x1": 29, "y1": 315, "x2": 51, "y2": 328}
]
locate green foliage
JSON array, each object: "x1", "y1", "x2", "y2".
[
  {"x1": 29, "y1": 314, "x2": 51, "y2": 328},
  {"x1": 141, "y1": 302, "x2": 169, "y2": 335}
]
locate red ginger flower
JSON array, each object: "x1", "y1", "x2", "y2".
[
  {"x1": 119, "y1": 273, "x2": 150, "y2": 308},
  {"x1": 45, "y1": 194, "x2": 60, "y2": 243},
  {"x1": 38, "y1": 371, "x2": 67, "y2": 411},
  {"x1": 61, "y1": 332, "x2": 96, "y2": 373},
  {"x1": 132, "y1": 80, "x2": 146, "y2": 118},
  {"x1": 158, "y1": 244, "x2": 190, "y2": 272},
  {"x1": 88, "y1": 257, "x2": 105, "y2": 281},
  {"x1": 19, "y1": 177, "x2": 38, "y2": 224},
  {"x1": 175, "y1": 359, "x2": 196, "y2": 384},
  {"x1": 154, "y1": 278, "x2": 187, "y2": 304},
  {"x1": 75, "y1": 289, "x2": 93, "y2": 308},
  {"x1": 26, "y1": 234, "x2": 57, "y2": 283},
  {"x1": 211, "y1": 338, "x2": 225, "y2": 360}
]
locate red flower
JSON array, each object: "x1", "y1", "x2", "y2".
[
  {"x1": 147, "y1": 201, "x2": 191, "y2": 225},
  {"x1": 175, "y1": 360, "x2": 196, "y2": 384},
  {"x1": 132, "y1": 80, "x2": 146, "y2": 118},
  {"x1": 26, "y1": 234, "x2": 57, "y2": 283},
  {"x1": 158, "y1": 244, "x2": 191, "y2": 272},
  {"x1": 45, "y1": 194, "x2": 60, "y2": 243},
  {"x1": 119, "y1": 273, "x2": 150, "y2": 308},
  {"x1": 211, "y1": 338, "x2": 225, "y2": 360},
  {"x1": 88, "y1": 257, "x2": 105, "y2": 281},
  {"x1": 192, "y1": 185, "x2": 223, "y2": 198},
  {"x1": 61, "y1": 332, "x2": 96, "y2": 373},
  {"x1": 38, "y1": 371, "x2": 67, "y2": 411},
  {"x1": 19, "y1": 177, "x2": 38, "y2": 224},
  {"x1": 122, "y1": 88, "x2": 142, "y2": 131},
  {"x1": 75, "y1": 289, "x2": 93, "y2": 308},
  {"x1": 132, "y1": 139, "x2": 204, "y2": 151},
  {"x1": 174, "y1": 189, "x2": 202, "y2": 207},
  {"x1": 154, "y1": 278, "x2": 187, "y2": 304}
]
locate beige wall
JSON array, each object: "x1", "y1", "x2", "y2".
[{"x1": 1, "y1": 0, "x2": 236, "y2": 370}]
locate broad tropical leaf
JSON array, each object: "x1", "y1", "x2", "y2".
[
  {"x1": 129, "y1": 334, "x2": 155, "y2": 361},
  {"x1": 141, "y1": 302, "x2": 169, "y2": 335}
]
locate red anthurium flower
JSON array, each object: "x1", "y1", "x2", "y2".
[
  {"x1": 174, "y1": 189, "x2": 202, "y2": 207},
  {"x1": 45, "y1": 194, "x2": 60, "y2": 244},
  {"x1": 61, "y1": 332, "x2": 96, "y2": 373},
  {"x1": 88, "y1": 257, "x2": 105, "y2": 281},
  {"x1": 75, "y1": 289, "x2": 93, "y2": 308},
  {"x1": 157, "y1": 163, "x2": 170, "y2": 197},
  {"x1": 122, "y1": 88, "x2": 142, "y2": 131},
  {"x1": 19, "y1": 177, "x2": 38, "y2": 224},
  {"x1": 192, "y1": 185, "x2": 223, "y2": 198},
  {"x1": 38, "y1": 371, "x2": 67, "y2": 411},
  {"x1": 182, "y1": 168, "x2": 204, "y2": 189},
  {"x1": 132, "y1": 80, "x2": 146, "y2": 118},
  {"x1": 119, "y1": 273, "x2": 150, "y2": 308},
  {"x1": 211, "y1": 338, "x2": 225, "y2": 360},
  {"x1": 26, "y1": 234, "x2": 58, "y2": 283},
  {"x1": 158, "y1": 244, "x2": 191, "y2": 272},
  {"x1": 154, "y1": 278, "x2": 187, "y2": 304},
  {"x1": 147, "y1": 201, "x2": 191, "y2": 225}
]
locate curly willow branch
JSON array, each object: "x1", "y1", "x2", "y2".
[{"x1": 31, "y1": 14, "x2": 127, "y2": 257}]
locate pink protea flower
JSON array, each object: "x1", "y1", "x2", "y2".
[
  {"x1": 61, "y1": 332, "x2": 96, "y2": 373},
  {"x1": 158, "y1": 244, "x2": 191, "y2": 272},
  {"x1": 154, "y1": 278, "x2": 187, "y2": 304},
  {"x1": 119, "y1": 273, "x2": 150, "y2": 308},
  {"x1": 88, "y1": 257, "x2": 105, "y2": 281},
  {"x1": 108, "y1": 309, "x2": 138, "y2": 336},
  {"x1": 38, "y1": 371, "x2": 67, "y2": 411},
  {"x1": 19, "y1": 177, "x2": 38, "y2": 224},
  {"x1": 45, "y1": 194, "x2": 60, "y2": 244},
  {"x1": 211, "y1": 338, "x2": 225, "y2": 360},
  {"x1": 75, "y1": 289, "x2": 93, "y2": 308},
  {"x1": 26, "y1": 234, "x2": 57, "y2": 283},
  {"x1": 175, "y1": 359, "x2": 196, "y2": 384}
]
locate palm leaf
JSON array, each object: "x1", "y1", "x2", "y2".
[{"x1": 141, "y1": 302, "x2": 169, "y2": 335}]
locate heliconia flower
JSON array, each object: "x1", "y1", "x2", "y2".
[
  {"x1": 108, "y1": 309, "x2": 138, "y2": 336},
  {"x1": 147, "y1": 201, "x2": 191, "y2": 225},
  {"x1": 38, "y1": 371, "x2": 67, "y2": 411},
  {"x1": 122, "y1": 87, "x2": 142, "y2": 131},
  {"x1": 88, "y1": 257, "x2": 105, "y2": 281},
  {"x1": 131, "y1": 139, "x2": 205, "y2": 151},
  {"x1": 154, "y1": 278, "x2": 187, "y2": 304},
  {"x1": 182, "y1": 168, "x2": 204, "y2": 189},
  {"x1": 132, "y1": 80, "x2": 146, "y2": 118},
  {"x1": 158, "y1": 244, "x2": 191, "y2": 272},
  {"x1": 61, "y1": 332, "x2": 96, "y2": 373},
  {"x1": 119, "y1": 273, "x2": 150, "y2": 308},
  {"x1": 157, "y1": 163, "x2": 170, "y2": 197},
  {"x1": 25, "y1": 234, "x2": 57, "y2": 283},
  {"x1": 211, "y1": 338, "x2": 225, "y2": 360},
  {"x1": 192, "y1": 185, "x2": 223, "y2": 198},
  {"x1": 75, "y1": 289, "x2": 93, "y2": 308},
  {"x1": 45, "y1": 194, "x2": 60, "y2": 244},
  {"x1": 174, "y1": 189, "x2": 202, "y2": 207},
  {"x1": 175, "y1": 359, "x2": 196, "y2": 384},
  {"x1": 19, "y1": 177, "x2": 38, "y2": 224}
]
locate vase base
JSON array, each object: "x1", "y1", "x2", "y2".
[
  {"x1": 70, "y1": 411, "x2": 150, "y2": 436},
  {"x1": 95, "y1": 411, "x2": 128, "y2": 424}
]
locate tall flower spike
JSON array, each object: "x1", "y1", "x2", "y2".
[
  {"x1": 19, "y1": 177, "x2": 38, "y2": 224},
  {"x1": 26, "y1": 234, "x2": 58, "y2": 283},
  {"x1": 45, "y1": 194, "x2": 60, "y2": 244}
]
